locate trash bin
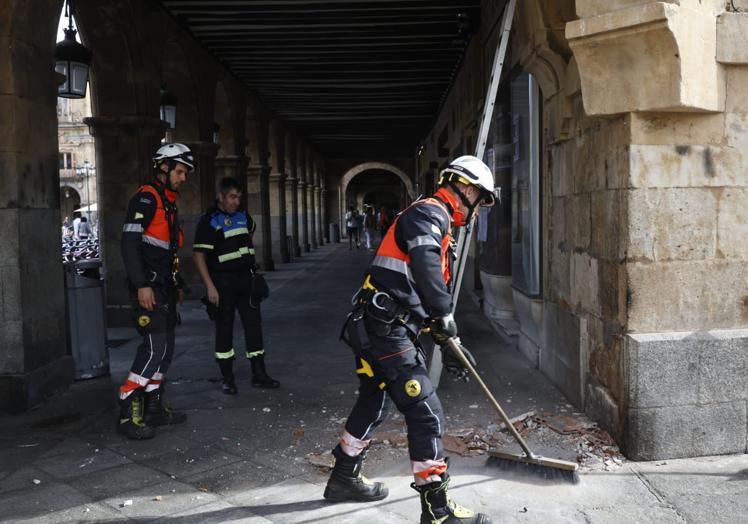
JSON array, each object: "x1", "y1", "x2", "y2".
[
  {"x1": 64, "y1": 259, "x2": 109, "y2": 379},
  {"x1": 329, "y1": 223, "x2": 340, "y2": 243}
]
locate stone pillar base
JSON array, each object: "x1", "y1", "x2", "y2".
[
  {"x1": 0, "y1": 356, "x2": 74, "y2": 414},
  {"x1": 626, "y1": 328, "x2": 748, "y2": 460}
]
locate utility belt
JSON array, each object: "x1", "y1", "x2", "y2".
[
  {"x1": 341, "y1": 275, "x2": 422, "y2": 378},
  {"x1": 351, "y1": 275, "x2": 413, "y2": 329}
]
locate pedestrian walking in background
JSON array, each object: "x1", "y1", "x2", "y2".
[
  {"x1": 363, "y1": 207, "x2": 376, "y2": 251},
  {"x1": 72, "y1": 215, "x2": 81, "y2": 240},
  {"x1": 377, "y1": 206, "x2": 391, "y2": 241},
  {"x1": 345, "y1": 206, "x2": 359, "y2": 250},
  {"x1": 78, "y1": 216, "x2": 92, "y2": 240}
]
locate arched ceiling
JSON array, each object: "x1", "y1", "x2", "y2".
[{"x1": 159, "y1": 0, "x2": 486, "y2": 158}]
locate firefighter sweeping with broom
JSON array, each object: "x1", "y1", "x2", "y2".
[{"x1": 324, "y1": 156, "x2": 496, "y2": 523}]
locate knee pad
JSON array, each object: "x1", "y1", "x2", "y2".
[{"x1": 388, "y1": 365, "x2": 434, "y2": 408}]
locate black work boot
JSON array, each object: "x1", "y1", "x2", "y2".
[
  {"x1": 218, "y1": 360, "x2": 238, "y2": 394},
  {"x1": 250, "y1": 356, "x2": 280, "y2": 388},
  {"x1": 117, "y1": 390, "x2": 156, "y2": 440},
  {"x1": 323, "y1": 445, "x2": 389, "y2": 502},
  {"x1": 143, "y1": 385, "x2": 187, "y2": 426},
  {"x1": 412, "y1": 473, "x2": 491, "y2": 524}
]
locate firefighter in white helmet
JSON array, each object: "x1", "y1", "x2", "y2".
[
  {"x1": 325, "y1": 155, "x2": 496, "y2": 524},
  {"x1": 116, "y1": 143, "x2": 194, "y2": 440}
]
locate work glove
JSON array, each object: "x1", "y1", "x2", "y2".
[
  {"x1": 427, "y1": 313, "x2": 458, "y2": 344},
  {"x1": 442, "y1": 342, "x2": 478, "y2": 382}
]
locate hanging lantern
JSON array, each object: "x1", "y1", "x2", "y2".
[
  {"x1": 160, "y1": 89, "x2": 178, "y2": 130},
  {"x1": 55, "y1": 1, "x2": 92, "y2": 99},
  {"x1": 212, "y1": 123, "x2": 221, "y2": 145}
]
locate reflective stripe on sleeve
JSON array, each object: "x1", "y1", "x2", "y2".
[
  {"x1": 142, "y1": 235, "x2": 170, "y2": 249},
  {"x1": 123, "y1": 223, "x2": 144, "y2": 233},
  {"x1": 224, "y1": 227, "x2": 249, "y2": 238},
  {"x1": 371, "y1": 255, "x2": 415, "y2": 282},
  {"x1": 247, "y1": 349, "x2": 265, "y2": 358},
  {"x1": 407, "y1": 235, "x2": 440, "y2": 251},
  {"x1": 193, "y1": 243, "x2": 214, "y2": 250}
]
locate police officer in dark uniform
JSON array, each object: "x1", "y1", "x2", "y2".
[
  {"x1": 324, "y1": 156, "x2": 497, "y2": 524},
  {"x1": 117, "y1": 143, "x2": 192, "y2": 440},
  {"x1": 192, "y1": 177, "x2": 279, "y2": 395}
]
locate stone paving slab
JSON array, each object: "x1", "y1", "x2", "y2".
[
  {"x1": 98, "y1": 478, "x2": 221, "y2": 521},
  {"x1": 68, "y1": 462, "x2": 172, "y2": 501},
  {"x1": 0, "y1": 482, "x2": 95, "y2": 522},
  {"x1": 160, "y1": 500, "x2": 274, "y2": 523}
]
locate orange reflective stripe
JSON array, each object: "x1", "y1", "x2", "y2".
[{"x1": 373, "y1": 197, "x2": 453, "y2": 284}]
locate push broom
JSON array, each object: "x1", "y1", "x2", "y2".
[
  {"x1": 445, "y1": 338, "x2": 580, "y2": 484},
  {"x1": 442, "y1": 0, "x2": 580, "y2": 484}
]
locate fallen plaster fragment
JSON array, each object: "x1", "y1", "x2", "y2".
[
  {"x1": 307, "y1": 452, "x2": 335, "y2": 469},
  {"x1": 121, "y1": 500, "x2": 133, "y2": 508},
  {"x1": 32, "y1": 479, "x2": 41, "y2": 485}
]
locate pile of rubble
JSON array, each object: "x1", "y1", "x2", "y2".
[{"x1": 306, "y1": 411, "x2": 625, "y2": 472}]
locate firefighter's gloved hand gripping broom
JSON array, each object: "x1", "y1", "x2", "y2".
[{"x1": 444, "y1": 0, "x2": 579, "y2": 484}]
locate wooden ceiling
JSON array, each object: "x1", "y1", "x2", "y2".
[{"x1": 160, "y1": 0, "x2": 483, "y2": 158}]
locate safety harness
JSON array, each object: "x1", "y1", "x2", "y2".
[{"x1": 143, "y1": 181, "x2": 181, "y2": 285}]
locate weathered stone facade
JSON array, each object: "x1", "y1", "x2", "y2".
[{"x1": 417, "y1": 0, "x2": 748, "y2": 459}]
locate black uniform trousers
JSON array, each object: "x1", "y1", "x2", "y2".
[
  {"x1": 129, "y1": 283, "x2": 177, "y2": 384},
  {"x1": 344, "y1": 319, "x2": 445, "y2": 462},
  {"x1": 212, "y1": 271, "x2": 263, "y2": 363}
]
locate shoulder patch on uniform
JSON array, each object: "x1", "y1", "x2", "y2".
[
  {"x1": 431, "y1": 223, "x2": 441, "y2": 235},
  {"x1": 139, "y1": 197, "x2": 152, "y2": 204},
  {"x1": 134, "y1": 212, "x2": 144, "y2": 220}
]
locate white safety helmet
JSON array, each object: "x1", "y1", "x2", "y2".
[
  {"x1": 439, "y1": 155, "x2": 496, "y2": 207},
  {"x1": 152, "y1": 143, "x2": 195, "y2": 172}
]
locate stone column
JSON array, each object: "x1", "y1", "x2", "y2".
[
  {"x1": 299, "y1": 180, "x2": 310, "y2": 252},
  {"x1": 308, "y1": 183, "x2": 318, "y2": 249},
  {"x1": 181, "y1": 141, "x2": 219, "y2": 292},
  {"x1": 182, "y1": 141, "x2": 219, "y2": 213},
  {"x1": 321, "y1": 188, "x2": 329, "y2": 243},
  {"x1": 287, "y1": 176, "x2": 301, "y2": 258},
  {"x1": 565, "y1": 1, "x2": 747, "y2": 460},
  {"x1": 215, "y1": 155, "x2": 249, "y2": 182},
  {"x1": 246, "y1": 164, "x2": 273, "y2": 271},
  {"x1": 315, "y1": 186, "x2": 324, "y2": 246},
  {"x1": 85, "y1": 116, "x2": 166, "y2": 327},
  {"x1": 269, "y1": 173, "x2": 289, "y2": 263},
  {"x1": 0, "y1": 2, "x2": 74, "y2": 411}
]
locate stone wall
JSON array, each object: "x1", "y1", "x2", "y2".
[{"x1": 418, "y1": 0, "x2": 748, "y2": 460}]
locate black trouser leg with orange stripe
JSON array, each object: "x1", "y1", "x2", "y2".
[
  {"x1": 340, "y1": 321, "x2": 446, "y2": 481},
  {"x1": 118, "y1": 283, "x2": 178, "y2": 439}
]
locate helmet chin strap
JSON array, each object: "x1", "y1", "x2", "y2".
[
  {"x1": 156, "y1": 161, "x2": 178, "y2": 191},
  {"x1": 448, "y1": 181, "x2": 482, "y2": 225}
]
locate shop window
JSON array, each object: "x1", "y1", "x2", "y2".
[{"x1": 510, "y1": 73, "x2": 541, "y2": 297}]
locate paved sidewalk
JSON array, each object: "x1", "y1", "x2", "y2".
[{"x1": 1, "y1": 242, "x2": 746, "y2": 523}]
